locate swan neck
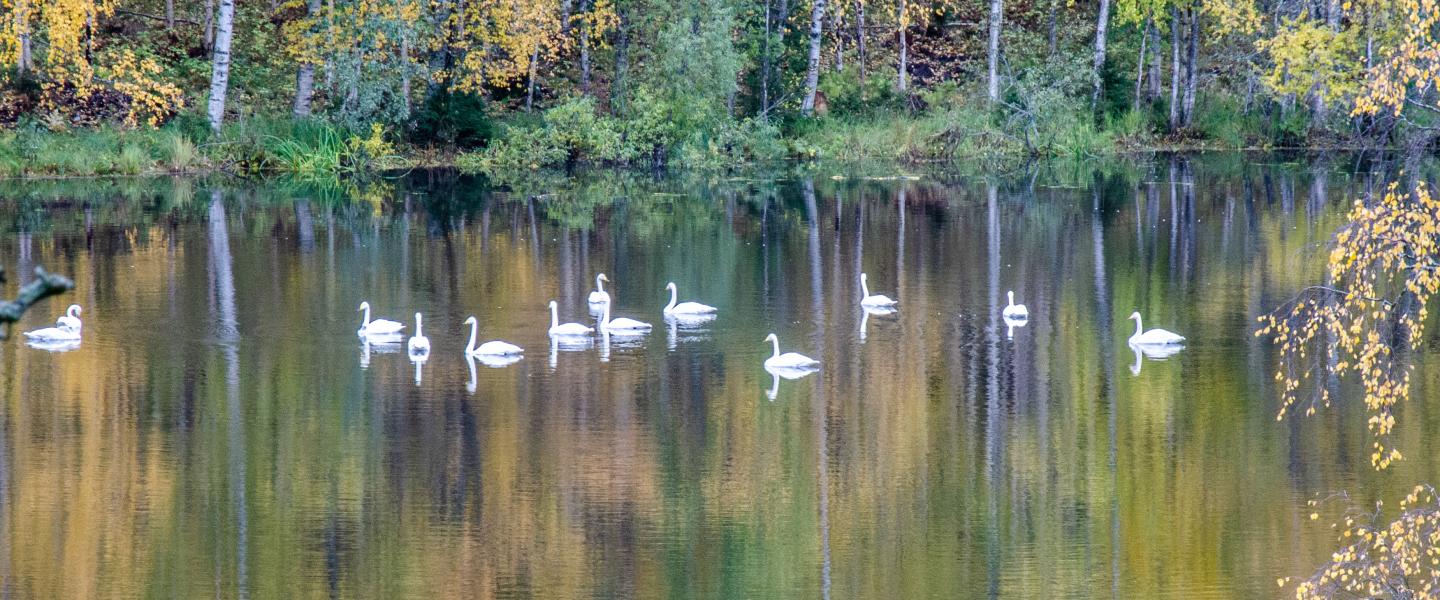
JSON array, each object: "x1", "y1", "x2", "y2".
[
  {"x1": 362, "y1": 305, "x2": 371, "y2": 327},
  {"x1": 596, "y1": 275, "x2": 605, "y2": 293},
  {"x1": 1132, "y1": 315, "x2": 1143, "y2": 338},
  {"x1": 861, "y1": 276, "x2": 870, "y2": 299},
  {"x1": 550, "y1": 304, "x2": 559, "y2": 329},
  {"x1": 416, "y1": 314, "x2": 423, "y2": 336},
  {"x1": 466, "y1": 320, "x2": 478, "y2": 353},
  {"x1": 666, "y1": 286, "x2": 677, "y2": 312},
  {"x1": 1007, "y1": 291, "x2": 1014, "y2": 306},
  {"x1": 771, "y1": 336, "x2": 780, "y2": 359},
  {"x1": 601, "y1": 302, "x2": 611, "y2": 331}
]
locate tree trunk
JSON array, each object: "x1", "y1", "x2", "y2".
[
  {"x1": 291, "y1": 0, "x2": 322, "y2": 118},
  {"x1": 165, "y1": 0, "x2": 174, "y2": 28},
  {"x1": 526, "y1": 45, "x2": 540, "y2": 111},
  {"x1": 614, "y1": 7, "x2": 630, "y2": 114},
  {"x1": 14, "y1": 1, "x2": 30, "y2": 76},
  {"x1": 1133, "y1": 18, "x2": 1148, "y2": 112},
  {"x1": 1147, "y1": 20, "x2": 1162, "y2": 99},
  {"x1": 988, "y1": 0, "x2": 1003, "y2": 102},
  {"x1": 832, "y1": 4, "x2": 844, "y2": 72},
  {"x1": 1047, "y1": 0, "x2": 1057, "y2": 55},
  {"x1": 1168, "y1": 6, "x2": 1180, "y2": 129},
  {"x1": 1182, "y1": 0, "x2": 1197, "y2": 127},
  {"x1": 761, "y1": 0, "x2": 773, "y2": 115},
  {"x1": 204, "y1": 0, "x2": 215, "y2": 51},
  {"x1": 896, "y1": 0, "x2": 908, "y2": 90},
  {"x1": 801, "y1": 0, "x2": 826, "y2": 115},
  {"x1": 855, "y1": 0, "x2": 866, "y2": 88},
  {"x1": 207, "y1": 0, "x2": 235, "y2": 132},
  {"x1": 579, "y1": 0, "x2": 591, "y2": 95},
  {"x1": 1090, "y1": 0, "x2": 1111, "y2": 113},
  {"x1": 400, "y1": 33, "x2": 411, "y2": 117}
]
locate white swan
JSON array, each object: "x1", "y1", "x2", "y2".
[
  {"x1": 407, "y1": 313, "x2": 431, "y2": 354},
  {"x1": 663, "y1": 282, "x2": 718, "y2": 316},
  {"x1": 56, "y1": 304, "x2": 82, "y2": 332},
  {"x1": 1002, "y1": 291, "x2": 1028, "y2": 320},
  {"x1": 600, "y1": 300, "x2": 652, "y2": 335},
  {"x1": 463, "y1": 316, "x2": 523, "y2": 356},
  {"x1": 763, "y1": 333, "x2": 820, "y2": 370},
  {"x1": 589, "y1": 273, "x2": 611, "y2": 304},
  {"x1": 548, "y1": 300, "x2": 594, "y2": 337},
  {"x1": 859, "y1": 273, "x2": 898, "y2": 307},
  {"x1": 1128, "y1": 312, "x2": 1185, "y2": 345},
  {"x1": 357, "y1": 301, "x2": 405, "y2": 336},
  {"x1": 23, "y1": 322, "x2": 81, "y2": 342}
]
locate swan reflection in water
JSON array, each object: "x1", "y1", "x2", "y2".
[
  {"x1": 859, "y1": 305, "x2": 897, "y2": 342},
  {"x1": 665, "y1": 314, "x2": 714, "y2": 350},
  {"x1": 764, "y1": 365, "x2": 819, "y2": 401},
  {"x1": 1128, "y1": 342, "x2": 1184, "y2": 376},
  {"x1": 359, "y1": 334, "x2": 404, "y2": 369},
  {"x1": 409, "y1": 345, "x2": 428, "y2": 386},
  {"x1": 1003, "y1": 314, "x2": 1028, "y2": 340},
  {"x1": 26, "y1": 338, "x2": 82, "y2": 353},
  {"x1": 549, "y1": 335, "x2": 594, "y2": 370}
]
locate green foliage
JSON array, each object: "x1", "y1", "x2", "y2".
[
  {"x1": 409, "y1": 91, "x2": 493, "y2": 148},
  {"x1": 818, "y1": 69, "x2": 905, "y2": 116}
]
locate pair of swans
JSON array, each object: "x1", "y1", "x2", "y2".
[
  {"x1": 24, "y1": 304, "x2": 84, "y2": 351},
  {"x1": 588, "y1": 275, "x2": 717, "y2": 318}
]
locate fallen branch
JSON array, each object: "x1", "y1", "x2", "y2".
[{"x1": 0, "y1": 267, "x2": 75, "y2": 338}]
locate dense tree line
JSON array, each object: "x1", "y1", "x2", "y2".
[{"x1": 1, "y1": 0, "x2": 1438, "y2": 164}]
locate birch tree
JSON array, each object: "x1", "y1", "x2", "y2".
[
  {"x1": 801, "y1": 0, "x2": 826, "y2": 114},
  {"x1": 207, "y1": 0, "x2": 236, "y2": 131}
]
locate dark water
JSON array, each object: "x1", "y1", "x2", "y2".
[{"x1": 0, "y1": 157, "x2": 1436, "y2": 598}]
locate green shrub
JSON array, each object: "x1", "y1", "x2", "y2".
[
  {"x1": 409, "y1": 91, "x2": 493, "y2": 148},
  {"x1": 116, "y1": 143, "x2": 151, "y2": 175}
]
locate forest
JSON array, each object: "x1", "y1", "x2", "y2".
[{"x1": 0, "y1": 0, "x2": 1437, "y2": 173}]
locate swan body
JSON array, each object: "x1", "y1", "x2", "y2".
[
  {"x1": 763, "y1": 333, "x2": 820, "y2": 370},
  {"x1": 23, "y1": 325, "x2": 81, "y2": 342},
  {"x1": 357, "y1": 301, "x2": 405, "y2": 336},
  {"x1": 548, "y1": 301, "x2": 595, "y2": 337},
  {"x1": 407, "y1": 313, "x2": 431, "y2": 354},
  {"x1": 463, "y1": 316, "x2": 523, "y2": 356},
  {"x1": 56, "y1": 304, "x2": 83, "y2": 332},
  {"x1": 859, "y1": 273, "x2": 898, "y2": 307},
  {"x1": 589, "y1": 274, "x2": 611, "y2": 305},
  {"x1": 1002, "y1": 291, "x2": 1028, "y2": 320},
  {"x1": 27, "y1": 338, "x2": 81, "y2": 352},
  {"x1": 663, "y1": 282, "x2": 718, "y2": 316},
  {"x1": 1127, "y1": 312, "x2": 1185, "y2": 345},
  {"x1": 600, "y1": 301, "x2": 652, "y2": 335}
]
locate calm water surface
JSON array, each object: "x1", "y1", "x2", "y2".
[{"x1": 2, "y1": 157, "x2": 1438, "y2": 598}]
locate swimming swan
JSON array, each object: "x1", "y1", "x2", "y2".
[
  {"x1": 589, "y1": 274, "x2": 611, "y2": 305},
  {"x1": 463, "y1": 316, "x2": 523, "y2": 356},
  {"x1": 23, "y1": 323, "x2": 81, "y2": 342},
  {"x1": 763, "y1": 333, "x2": 820, "y2": 370},
  {"x1": 1002, "y1": 291, "x2": 1028, "y2": 320},
  {"x1": 548, "y1": 300, "x2": 595, "y2": 337},
  {"x1": 859, "y1": 273, "x2": 898, "y2": 307},
  {"x1": 1127, "y1": 312, "x2": 1185, "y2": 345},
  {"x1": 600, "y1": 299, "x2": 652, "y2": 334},
  {"x1": 663, "y1": 282, "x2": 717, "y2": 316},
  {"x1": 408, "y1": 313, "x2": 431, "y2": 354},
  {"x1": 57, "y1": 304, "x2": 82, "y2": 332},
  {"x1": 357, "y1": 301, "x2": 405, "y2": 336}
]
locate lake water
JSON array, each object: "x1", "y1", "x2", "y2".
[{"x1": 1, "y1": 156, "x2": 1437, "y2": 598}]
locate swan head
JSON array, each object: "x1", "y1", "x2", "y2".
[
  {"x1": 860, "y1": 273, "x2": 868, "y2": 283},
  {"x1": 764, "y1": 333, "x2": 777, "y2": 343},
  {"x1": 464, "y1": 316, "x2": 476, "y2": 326},
  {"x1": 666, "y1": 282, "x2": 676, "y2": 291},
  {"x1": 358, "y1": 301, "x2": 370, "y2": 312},
  {"x1": 548, "y1": 300, "x2": 558, "y2": 309},
  {"x1": 1007, "y1": 290, "x2": 1014, "y2": 303},
  {"x1": 1128, "y1": 311, "x2": 1141, "y2": 321},
  {"x1": 598, "y1": 273, "x2": 609, "y2": 282},
  {"x1": 68, "y1": 304, "x2": 82, "y2": 317},
  {"x1": 414, "y1": 312, "x2": 423, "y2": 324}
]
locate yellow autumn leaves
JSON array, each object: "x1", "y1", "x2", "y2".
[{"x1": 1258, "y1": 183, "x2": 1440, "y2": 470}]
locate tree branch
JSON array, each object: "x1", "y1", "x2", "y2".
[
  {"x1": 112, "y1": 9, "x2": 202, "y2": 27},
  {"x1": 0, "y1": 267, "x2": 75, "y2": 338}
]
